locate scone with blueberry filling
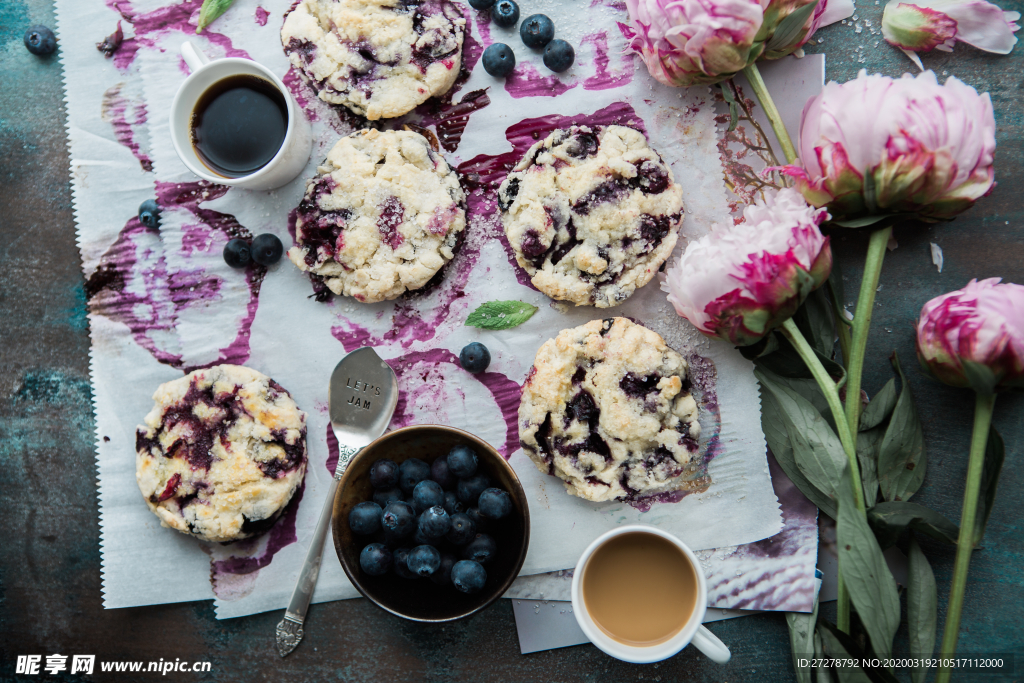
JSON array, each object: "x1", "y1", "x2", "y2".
[
  {"x1": 519, "y1": 318, "x2": 701, "y2": 502},
  {"x1": 135, "y1": 365, "x2": 307, "y2": 543}
]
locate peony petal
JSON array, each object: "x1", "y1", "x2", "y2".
[{"x1": 905, "y1": 0, "x2": 1020, "y2": 53}]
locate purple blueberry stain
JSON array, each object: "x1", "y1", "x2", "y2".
[
  {"x1": 100, "y1": 83, "x2": 153, "y2": 172},
  {"x1": 377, "y1": 196, "x2": 406, "y2": 249}
]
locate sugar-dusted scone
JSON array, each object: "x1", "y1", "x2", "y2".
[
  {"x1": 281, "y1": 0, "x2": 465, "y2": 120},
  {"x1": 518, "y1": 318, "x2": 700, "y2": 502},
  {"x1": 135, "y1": 365, "x2": 307, "y2": 543},
  {"x1": 498, "y1": 125, "x2": 684, "y2": 308},
  {"x1": 288, "y1": 129, "x2": 466, "y2": 303}
]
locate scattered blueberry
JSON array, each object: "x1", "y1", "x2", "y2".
[
  {"x1": 520, "y1": 14, "x2": 554, "y2": 49},
  {"x1": 359, "y1": 543, "x2": 392, "y2": 576},
  {"x1": 412, "y1": 480, "x2": 445, "y2": 514},
  {"x1": 381, "y1": 501, "x2": 416, "y2": 537},
  {"x1": 418, "y1": 506, "x2": 451, "y2": 539},
  {"x1": 430, "y1": 456, "x2": 456, "y2": 490},
  {"x1": 399, "y1": 458, "x2": 431, "y2": 493},
  {"x1": 430, "y1": 553, "x2": 457, "y2": 586},
  {"x1": 451, "y1": 560, "x2": 487, "y2": 594},
  {"x1": 442, "y1": 491, "x2": 465, "y2": 516},
  {"x1": 251, "y1": 233, "x2": 283, "y2": 266},
  {"x1": 138, "y1": 199, "x2": 161, "y2": 229},
  {"x1": 492, "y1": 0, "x2": 520, "y2": 27},
  {"x1": 543, "y1": 39, "x2": 575, "y2": 72},
  {"x1": 223, "y1": 239, "x2": 252, "y2": 268},
  {"x1": 478, "y1": 488, "x2": 512, "y2": 520},
  {"x1": 373, "y1": 487, "x2": 404, "y2": 508},
  {"x1": 466, "y1": 507, "x2": 490, "y2": 533},
  {"x1": 412, "y1": 524, "x2": 433, "y2": 547},
  {"x1": 463, "y1": 533, "x2": 498, "y2": 564},
  {"x1": 481, "y1": 43, "x2": 515, "y2": 78},
  {"x1": 370, "y1": 459, "x2": 401, "y2": 488},
  {"x1": 407, "y1": 545, "x2": 442, "y2": 577},
  {"x1": 446, "y1": 512, "x2": 477, "y2": 546},
  {"x1": 459, "y1": 342, "x2": 491, "y2": 373},
  {"x1": 393, "y1": 547, "x2": 418, "y2": 579},
  {"x1": 24, "y1": 25, "x2": 56, "y2": 56},
  {"x1": 348, "y1": 501, "x2": 383, "y2": 535},
  {"x1": 468, "y1": 0, "x2": 496, "y2": 8},
  {"x1": 457, "y1": 473, "x2": 490, "y2": 505},
  {"x1": 447, "y1": 444, "x2": 478, "y2": 478}
]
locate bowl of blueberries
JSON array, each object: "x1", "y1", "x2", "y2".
[{"x1": 332, "y1": 425, "x2": 530, "y2": 622}]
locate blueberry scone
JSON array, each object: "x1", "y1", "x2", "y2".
[
  {"x1": 281, "y1": 0, "x2": 465, "y2": 120},
  {"x1": 288, "y1": 129, "x2": 466, "y2": 303},
  {"x1": 136, "y1": 365, "x2": 307, "y2": 543},
  {"x1": 519, "y1": 318, "x2": 701, "y2": 502},
  {"x1": 498, "y1": 125, "x2": 684, "y2": 308}
]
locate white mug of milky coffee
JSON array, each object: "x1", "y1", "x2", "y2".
[
  {"x1": 169, "y1": 41, "x2": 312, "y2": 191},
  {"x1": 571, "y1": 525, "x2": 732, "y2": 664}
]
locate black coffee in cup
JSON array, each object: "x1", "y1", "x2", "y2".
[{"x1": 190, "y1": 74, "x2": 288, "y2": 178}]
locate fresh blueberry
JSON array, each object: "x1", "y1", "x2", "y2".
[
  {"x1": 407, "y1": 545, "x2": 442, "y2": 577},
  {"x1": 399, "y1": 458, "x2": 431, "y2": 493},
  {"x1": 381, "y1": 501, "x2": 416, "y2": 537},
  {"x1": 457, "y1": 474, "x2": 490, "y2": 505},
  {"x1": 348, "y1": 501, "x2": 382, "y2": 535},
  {"x1": 418, "y1": 506, "x2": 451, "y2": 539},
  {"x1": 359, "y1": 543, "x2": 392, "y2": 576},
  {"x1": 372, "y1": 487, "x2": 404, "y2": 508},
  {"x1": 24, "y1": 25, "x2": 56, "y2": 56},
  {"x1": 430, "y1": 553, "x2": 457, "y2": 586},
  {"x1": 442, "y1": 491, "x2": 465, "y2": 516},
  {"x1": 478, "y1": 488, "x2": 512, "y2": 520},
  {"x1": 543, "y1": 39, "x2": 575, "y2": 72},
  {"x1": 451, "y1": 560, "x2": 487, "y2": 594},
  {"x1": 520, "y1": 14, "x2": 554, "y2": 49},
  {"x1": 138, "y1": 199, "x2": 161, "y2": 229},
  {"x1": 412, "y1": 480, "x2": 445, "y2": 514},
  {"x1": 430, "y1": 456, "x2": 456, "y2": 490},
  {"x1": 459, "y1": 342, "x2": 491, "y2": 373},
  {"x1": 481, "y1": 43, "x2": 515, "y2": 78},
  {"x1": 370, "y1": 459, "x2": 400, "y2": 488},
  {"x1": 251, "y1": 233, "x2": 284, "y2": 266},
  {"x1": 463, "y1": 533, "x2": 498, "y2": 564},
  {"x1": 446, "y1": 512, "x2": 477, "y2": 546},
  {"x1": 223, "y1": 239, "x2": 252, "y2": 268},
  {"x1": 468, "y1": 0, "x2": 495, "y2": 8},
  {"x1": 492, "y1": 0, "x2": 520, "y2": 27},
  {"x1": 392, "y1": 547, "x2": 418, "y2": 579},
  {"x1": 412, "y1": 524, "x2": 432, "y2": 546},
  {"x1": 466, "y1": 507, "x2": 490, "y2": 533},
  {"x1": 447, "y1": 444, "x2": 478, "y2": 478}
]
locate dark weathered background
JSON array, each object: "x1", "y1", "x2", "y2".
[{"x1": 1, "y1": 0, "x2": 1021, "y2": 680}]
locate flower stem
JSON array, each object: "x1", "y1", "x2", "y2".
[
  {"x1": 741, "y1": 62, "x2": 798, "y2": 164},
  {"x1": 935, "y1": 392, "x2": 996, "y2": 683}
]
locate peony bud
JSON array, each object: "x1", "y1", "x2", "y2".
[
  {"x1": 882, "y1": 0, "x2": 1020, "y2": 69},
  {"x1": 662, "y1": 188, "x2": 831, "y2": 346},
  {"x1": 916, "y1": 278, "x2": 1024, "y2": 393}
]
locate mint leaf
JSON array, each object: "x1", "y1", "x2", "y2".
[
  {"x1": 196, "y1": 0, "x2": 236, "y2": 32},
  {"x1": 465, "y1": 300, "x2": 538, "y2": 330}
]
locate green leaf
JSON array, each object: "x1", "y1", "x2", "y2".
[
  {"x1": 826, "y1": 259, "x2": 850, "y2": 328},
  {"x1": 766, "y1": 0, "x2": 820, "y2": 51},
  {"x1": 787, "y1": 595, "x2": 819, "y2": 683},
  {"x1": 856, "y1": 426, "x2": 884, "y2": 506},
  {"x1": 877, "y1": 353, "x2": 926, "y2": 502},
  {"x1": 907, "y1": 535, "x2": 937, "y2": 683},
  {"x1": 836, "y1": 465, "x2": 901, "y2": 659},
  {"x1": 196, "y1": 0, "x2": 236, "y2": 32},
  {"x1": 464, "y1": 300, "x2": 538, "y2": 330},
  {"x1": 751, "y1": 329, "x2": 847, "y2": 386},
  {"x1": 867, "y1": 501, "x2": 959, "y2": 549},
  {"x1": 813, "y1": 633, "x2": 831, "y2": 683},
  {"x1": 793, "y1": 287, "x2": 836, "y2": 358},
  {"x1": 974, "y1": 425, "x2": 1005, "y2": 546},
  {"x1": 816, "y1": 621, "x2": 874, "y2": 683},
  {"x1": 756, "y1": 367, "x2": 846, "y2": 513},
  {"x1": 860, "y1": 378, "x2": 897, "y2": 431},
  {"x1": 720, "y1": 82, "x2": 739, "y2": 132}
]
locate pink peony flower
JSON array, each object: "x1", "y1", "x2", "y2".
[
  {"x1": 620, "y1": 0, "x2": 828, "y2": 88},
  {"x1": 662, "y1": 188, "x2": 831, "y2": 346},
  {"x1": 780, "y1": 70, "x2": 996, "y2": 223},
  {"x1": 882, "y1": 0, "x2": 1020, "y2": 69},
  {"x1": 916, "y1": 278, "x2": 1024, "y2": 393}
]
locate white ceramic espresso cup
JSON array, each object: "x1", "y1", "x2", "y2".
[
  {"x1": 571, "y1": 525, "x2": 732, "y2": 664},
  {"x1": 169, "y1": 41, "x2": 312, "y2": 191}
]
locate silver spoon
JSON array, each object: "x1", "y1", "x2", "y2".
[{"x1": 276, "y1": 347, "x2": 398, "y2": 657}]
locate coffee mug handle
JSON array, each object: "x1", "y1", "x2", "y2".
[
  {"x1": 181, "y1": 41, "x2": 211, "y2": 74},
  {"x1": 691, "y1": 625, "x2": 731, "y2": 664}
]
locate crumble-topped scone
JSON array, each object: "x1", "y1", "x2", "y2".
[
  {"x1": 518, "y1": 318, "x2": 701, "y2": 502},
  {"x1": 281, "y1": 0, "x2": 465, "y2": 120},
  {"x1": 135, "y1": 365, "x2": 307, "y2": 543},
  {"x1": 498, "y1": 125, "x2": 684, "y2": 308},
  {"x1": 288, "y1": 129, "x2": 466, "y2": 303}
]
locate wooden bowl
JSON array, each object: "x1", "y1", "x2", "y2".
[{"x1": 332, "y1": 425, "x2": 530, "y2": 622}]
